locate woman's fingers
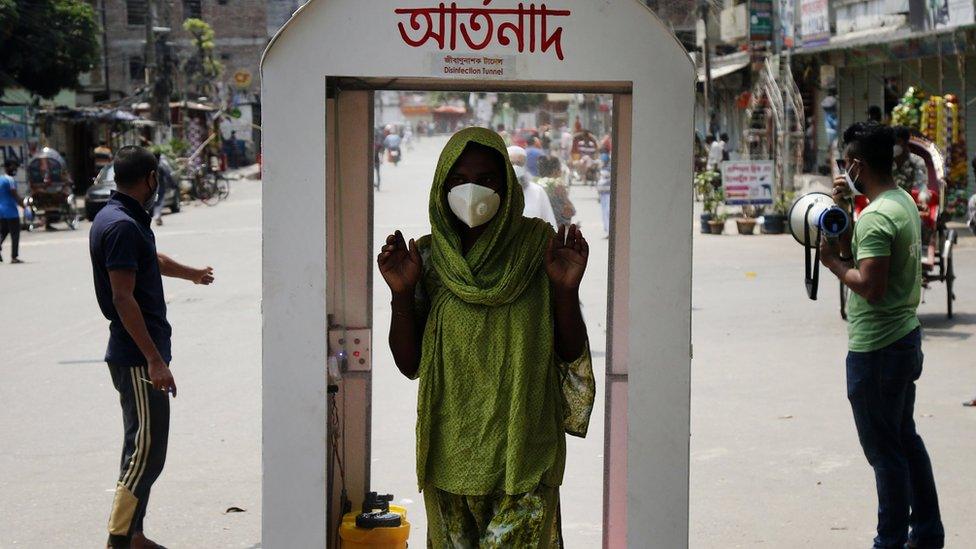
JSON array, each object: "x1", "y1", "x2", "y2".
[{"x1": 408, "y1": 238, "x2": 421, "y2": 264}]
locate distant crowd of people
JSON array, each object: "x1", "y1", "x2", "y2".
[{"x1": 499, "y1": 121, "x2": 613, "y2": 238}]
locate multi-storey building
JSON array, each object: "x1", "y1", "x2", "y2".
[{"x1": 79, "y1": 0, "x2": 274, "y2": 104}]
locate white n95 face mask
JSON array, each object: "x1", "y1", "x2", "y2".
[
  {"x1": 447, "y1": 183, "x2": 501, "y2": 228},
  {"x1": 843, "y1": 160, "x2": 864, "y2": 196}
]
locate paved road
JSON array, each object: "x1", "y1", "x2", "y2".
[
  {"x1": 0, "y1": 184, "x2": 262, "y2": 547},
  {"x1": 1, "y1": 135, "x2": 974, "y2": 548},
  {"x1": 690, "y1": 214, "x2": 976, "y2": 547}
]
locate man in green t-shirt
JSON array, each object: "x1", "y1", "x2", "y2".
[{"x1": 821, "y1": 122, "x2": 944, "y2": 549}]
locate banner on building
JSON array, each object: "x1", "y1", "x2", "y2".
[
  {"x1": 0, "y1": 106, "x2": 30, "y2": 186},
  {"x1": 720, "y1": 3, "x2": 749, "y2": 43},
  {"x1": 721, "y1": 160, "x2": 775, "y2": 205},
  {"x1": 800, "y1": 0, "x2": 830, "y2": 46},
  {"x1": 0, "y1": 106, "x2": 28, "y2": 141},
  {"x1": 750, "y1": 0, "x2": 773, "y2": 41},
  {"x1": 934, "y1": 0, "x2": 975, "y2": 29},
  {"x1": 779, "y1": 0, "x2": 795, "y2": 48}
]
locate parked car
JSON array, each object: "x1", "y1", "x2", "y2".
[{"x1": 85, "y1": 157, "x2": 180, "y2": 221}]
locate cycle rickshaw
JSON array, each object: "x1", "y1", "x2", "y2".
[
  {"x1": 839, "y1": 136, "x2": 958, "y2": 319},
  {"x1": 23, "y1": 147, "x2": 81, "y2": 231}
]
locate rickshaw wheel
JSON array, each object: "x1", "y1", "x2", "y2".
[
  {"x1": 64, "y1": 200, "x2": 81, "y2": 230},
  {"x1": 839, "y1": 281, "x2": 849, "y2": 321}
]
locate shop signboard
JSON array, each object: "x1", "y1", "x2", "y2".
[
  {"x1": 800, "y1": 0, "x2": 830, "y2": 46},
  {"x1": 720, "y1": 3, "x2": 749, "y2": 43},
  {"x1": 0, "y1": 106, "x2": 29, "y2": 186},
  {"x1": 750, "y1": 0, "x2": 774, "y2": 41},
  {"x1": 779, "y1": 0, "x2": 795, "y2": 48},
  {"x1": 934, "y1": 0, "x2": 975, "y2": 29},
  {"x1": 0, "y1": 106, "x2": 27, "y2": 141},
  {"x1": 722, "y1": 160, "x2": 775, "y2": 205}
]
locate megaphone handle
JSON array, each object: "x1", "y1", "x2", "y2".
[
  {"x1": 804, "y1": 204, "x2": 820, "y2": 300},
  {"x1": 808, "y1": 231, "x2": 821, "y2": 300}
]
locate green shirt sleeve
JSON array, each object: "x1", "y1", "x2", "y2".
[{"x1": 855, "y1": 211, "x2": 895, "y2": 261}]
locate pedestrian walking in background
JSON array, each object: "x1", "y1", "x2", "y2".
[
  {"x1": 377, "y1": 128, "x2": 593, "y2": 547},
  {"x1": 508, "y1": 145, "x2": 557, "y2": 227},
  {"x1": 152, "y1": 153, "x2": 174, "y2": 227},
  {"x1": 525, "y1": 137, "x2": 545, "y2": 177},
  {"x1": 821, "y1": 122, "x2": 944, "y2": 549},
  {"x1": 89, "y1": 146, "x2": 215, "y2": 548},
  {"x1": 597, "y1": 161, "x2": 612, "y2": 238},
  {"x1": 706, "y1": 134, "x2": 724, "y2": 171},
  {"x1": 403, "y1": 123, "x2": 415, "y2": 151},
  {"x1": 719, "y1": 132, "x2": 730, "y2": 162},
  {"x1": 0, "y1": 159, "x2": 23, "y2": 263},
  {"x1": 538, "y1": 155, "x2": 576, "y2": 227}
]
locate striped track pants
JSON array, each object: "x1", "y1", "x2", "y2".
[{"x1": 106, "y1": 364, "x2": 170, "y2": 546}]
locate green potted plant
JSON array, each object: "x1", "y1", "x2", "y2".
[
  {"x1": 763, "y1": 190, "x2": 794, "y2": 234},
  {"x1": 736, "y1": 205, "x2": 759, "y2": 235},
  {"x1": 708, "y1": 211, "x2": 728, "y2": 234},
  {"x1": 695, "y1": 170, "x2": 722, "y2": 233}
]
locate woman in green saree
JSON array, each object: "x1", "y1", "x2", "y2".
[{"x1": 377, "y1": 127, "x2": 594, "y2": 548}]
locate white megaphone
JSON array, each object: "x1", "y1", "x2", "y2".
[{"x1": 788, "y1": 192, "x2": 851, "y2": 300}]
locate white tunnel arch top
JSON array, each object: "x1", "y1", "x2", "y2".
[
  {"x1": 262, "y1": 0, "x2": 693, "y2": 81},
  {"x1": 261, "y1": 1, "x2": 695, "y2": 547}
]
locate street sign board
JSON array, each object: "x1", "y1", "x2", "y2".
[
  {"x1": 0, "y1": 106, "x2": 27, "y2": 141},
  {"x1": 800, "y1": 0, "x2": 830, "y2": 46},
  {"x1": 722, "y1": 160, "x2": 775, "y2": 205},
  {"x1": 750, "y1": 0, "x2": 773, "y2": 41}
]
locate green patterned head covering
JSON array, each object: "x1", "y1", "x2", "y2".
[{"x1": 427, "y1": 127, "x2": 550, "y2": 306}]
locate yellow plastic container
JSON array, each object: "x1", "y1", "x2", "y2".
[{"x1": 338, "y1": 504, "x2": 410, "y2": 548}]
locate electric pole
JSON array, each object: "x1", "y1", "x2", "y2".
[
  {"x1": 100, "y1": 0, "x2": 110, "y2": 100},
  {"x1": 144, "y1": 0, "x2": 156, "y2": 102},
  {"x1": 144, "y1": 0, "x2": 172, "y2": 139}
]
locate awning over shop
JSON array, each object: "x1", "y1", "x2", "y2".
[
  {"x1": 792, "y1": 25, "x2": 952, "y2": 56},
  {"x1": 697, "y1": 51, "x2": 750, "y2": 83},
  {"x1": 433, "y1": 105, "x2": 466, "y2": 114},
  {"x1": 37, "y1": 106, "x2": 150, "y2": 123}
]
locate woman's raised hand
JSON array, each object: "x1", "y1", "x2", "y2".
[
  {"x1": 377, "y1": 230, "x2": 423, "y2": 295},
  {"x1": 545, "y1": 224, "x2": 589, "y2": 292}
]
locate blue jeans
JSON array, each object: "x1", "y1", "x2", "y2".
[{"x1": 847, "y1": 328, "x2": 944, "y2": 548}]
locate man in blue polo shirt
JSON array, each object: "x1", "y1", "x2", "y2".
[
  {"x1": 90, "y1": 146, "x2": 215, "y2": 549},
  {"x1": 0, "y1": 159, "x2": 23, "y2": 263}
]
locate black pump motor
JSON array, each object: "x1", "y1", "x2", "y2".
[{"x1": 355, "y1": 492, "x2": 402, "y2": 529}]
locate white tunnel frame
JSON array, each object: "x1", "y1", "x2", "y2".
[{"x1": 261, "y1": 2, "x2": 694, "y2": 547}]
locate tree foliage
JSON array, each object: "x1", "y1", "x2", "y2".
[
  {"x1": 0, "y1": 0, "x2": 99, "y2": 98},
  {"x1": 182, "y1": 18, "x2": 223, "y2": 98},
  {"x1": 496, "y1": 93, "x2": 544, "y2": 112}
]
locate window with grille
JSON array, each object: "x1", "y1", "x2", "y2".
[
  {"x1": 129, "y1": 57, "x2": 145, "y2": 81},
  {"x1": 126, "y1": 0, "x2": 147, "y2": 26},
  {"x1": 184, "y1": 0, "x2": 202, "y2": 19}
]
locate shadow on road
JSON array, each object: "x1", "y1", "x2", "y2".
[{"x1": 920, "y1": 312, "x2": 976, "y2": 340}]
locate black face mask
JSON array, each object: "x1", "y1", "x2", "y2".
[
  {"x1": 850, "y1": 163, "x2": 867, "y2": 195},
  {"x1": 143, "y1": 173, "x2": 158, "y2": 212}
]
